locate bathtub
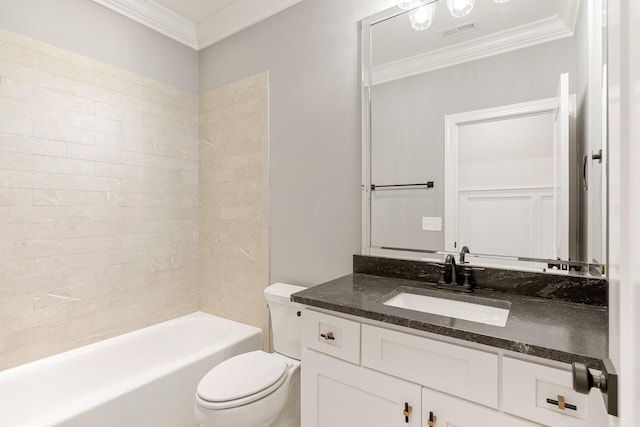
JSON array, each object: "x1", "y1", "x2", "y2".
[{"x1": 0, "y1": 312, "x2": 262, "y2": 427}]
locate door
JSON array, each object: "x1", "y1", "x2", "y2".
[
  {"x1": 301, "y1": 348, "x2": 422, "y2": 427},
  {"x1": 444, "y1": 96, "x2": 565, "y2": 262}
]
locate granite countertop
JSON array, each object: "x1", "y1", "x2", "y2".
[{"x1": 291, "y1": 273, "x2": 608, "y2": 369}]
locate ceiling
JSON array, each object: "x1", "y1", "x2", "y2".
[
  {"x1": 372, "y1": 0, "x2": 579, "y2": 66},
  {"x1": 91, "y1": 0, "x2": 303, "y2": 50},
  {"x1": 369, "y1": 0, "x2": 580, "y2": 84}
]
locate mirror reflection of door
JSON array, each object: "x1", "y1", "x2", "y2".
[
  {"x1": 444, "y1": 74, "x2": 575, "y2": 261},
  {"x1": 364, "y1": 0, "x2": 607, "y2": 269}
]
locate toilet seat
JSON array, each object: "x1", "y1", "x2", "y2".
[{"x1": 197, "y1": 350, "x2": 289, "y2": 410}]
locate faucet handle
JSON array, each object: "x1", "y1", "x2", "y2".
[
  {"x1": 427, "y1": 262, "x2": 446, "y2": 273},
  {"x1": 461, "y1": 268, "x2": 473, "y2": 292},
  {"x1": 427, "y1": 263, "x2": 447, "y2": 284},
  {"x1": 461, "y1": 266, "x2": 484, "y2": 292}
]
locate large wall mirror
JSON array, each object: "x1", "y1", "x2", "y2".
[{"x1": 361, "y1": 0, "x2": 607, "y2": 275}]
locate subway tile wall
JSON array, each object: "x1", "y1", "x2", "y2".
[
  {"x1": 0, "y1": 29, "x2": 199, "y2": 370},
  {"x1": 199, "y1": 72, "x2": 270, "y2": 350}
]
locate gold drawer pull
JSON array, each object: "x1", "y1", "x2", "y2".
[
  {"x1": 320, "y1": 332, "x2": 335, "y2": 341},
  {"x1": 403, "y1": 402, "x2": 412, "y2": 423},
  {"x1": 427, "y1": 410, "x2": 437, "y2": 426},
  {"x1": 546, "y1": 395, "x2": 577, "y2": 411}
]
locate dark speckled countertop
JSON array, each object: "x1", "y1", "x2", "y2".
[{"x1": 291, "y1": 273, "x2": 608, "y2": 369}]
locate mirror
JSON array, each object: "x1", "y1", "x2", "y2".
[{"x1": 361, "y1": 0, "x2": 607, "y2": 275}]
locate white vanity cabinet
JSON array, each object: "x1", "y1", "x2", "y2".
[
  {"x1": 300, "y1": 308, "x2": 608, "y2": 427},
  {"x1": 302, "y1": 348, "x2": 422, "y2": 427}
]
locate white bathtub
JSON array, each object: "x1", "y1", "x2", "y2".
[{"x1": 0, "y1": 312, "x2": 262, "y2": 427}]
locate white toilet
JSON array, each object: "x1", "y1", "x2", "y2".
[{"x1": 194, "y1": 283, "x2": 306, "y2": 427}]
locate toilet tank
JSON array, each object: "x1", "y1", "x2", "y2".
[{"x1": 264, "y1": 283, "x2": 306, "y2": 360}]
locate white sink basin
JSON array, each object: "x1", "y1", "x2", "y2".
[{"x1": 383, "y1": 291, "x2": 510, "y2": 327}]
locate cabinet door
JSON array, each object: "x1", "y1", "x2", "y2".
[
  {"x1": 422, "y1": 387, "x2": 539, "y2": 427},
  {"x1": 301, "y1": 348, "x2": 422, "y2": 427}
]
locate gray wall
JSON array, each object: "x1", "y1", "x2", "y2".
[
  {"x1": 199, "y1": 0, "x2": 396, "y2": 286},
  {"x1": 371, "y1": 37, "x2": 578, "y2": 252},
  {"x1": 0, "y1": 0, "x2": 198, "y2": 92}
]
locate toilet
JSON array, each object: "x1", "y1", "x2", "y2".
[{"x1": 194, "y1": 283, "x2": 306, "y2": 427}]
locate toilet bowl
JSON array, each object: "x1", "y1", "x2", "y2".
[
  {"x1": 195, "y1": 351, "x2": 300, "y2": 427},
  {"x1": 195, "y1": 283, "x2": 305, "y2": 427}
]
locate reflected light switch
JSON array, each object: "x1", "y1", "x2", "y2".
[{"x1": 422, "y1": 217, "x2": 442, "y2": 231}]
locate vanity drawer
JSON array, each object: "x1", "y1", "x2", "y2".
[
  {"x1": 502, "y1": 357, "x2": 608, "y2": 427},
  {"x1": 361, "y1": 324, "x2": 499, "y2": 408},
  {"x1": 422, "y1": 386, "x2": 538, "y2": 427},
  {"x1": 301, "y1": 309, "x2": 361, "y2": 364}
]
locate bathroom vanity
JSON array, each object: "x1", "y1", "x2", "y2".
[{"x1": 292, "y1": 257, "x2": 609, "y2": 427}]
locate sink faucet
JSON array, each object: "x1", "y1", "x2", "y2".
[
  {"x1": 459, "y1": 246, "x2": 470, "y2": 264},
  {"x1": 443, "y1": 254, "x2": 457, "y2": 285},
  {"x1": 431, "y1": 255, "x2": 476, "y2": 293}
]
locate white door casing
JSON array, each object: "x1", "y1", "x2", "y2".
[
  {"x1": 554, "y1": 72, "x2": 571, "y2": 260},
  {"x1": 444, "y1": 84, "x2": 574, "y2": 261}
]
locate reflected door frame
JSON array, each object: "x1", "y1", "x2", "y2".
[{"x1": 443, "y1": 95, "x2": 575, "y2": 258}]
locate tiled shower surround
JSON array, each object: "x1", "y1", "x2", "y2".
[
  {"x1": 0, "y1": 30, "x2": 202, "y2": 370},
  {"x1": 199, "y1": 73, "x2": 270, "y2": 350}
]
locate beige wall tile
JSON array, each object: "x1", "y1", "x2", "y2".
[
  {"x1": 199, "y1": 72, "x2": 270, "y2": 350},
  {"x1": 0, "y1": 31, "x2": 272, "y2": 371},
  {"x1": 0, "y1": 30, "x2": 199, "y2": 371}
]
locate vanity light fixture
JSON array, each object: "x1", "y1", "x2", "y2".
[
  {"x1": 400, "y1": 0, "x2": 474, "y2": 31},
  {"x1": 493, "y1": 0, "x2": 511, "y2": 3},
  {"x1": 409, "y1": 3, "x2": 436, "y2": 31},
  {"x1": 398, "y1": 0, "x2": 430, "y2": 10},
  {"x1": 446, "y1": 0, "x2": 475, "y2": 17}
]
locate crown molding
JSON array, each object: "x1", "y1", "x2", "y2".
[
  {"x1": 371, "y1": 15, "x2": 575, "y2": 86},
  {"x1": 196, "y1": 0, "x2": 303, "y2": 49},
  {"x1": 92, "y1": 0, "x2": 198, "y2": 48},
  {"x1": 91, "y1": 0, "x2": 302, "y2": 50}
]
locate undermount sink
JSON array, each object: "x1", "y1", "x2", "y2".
[{"x1": 383, "y1": 288, "x2": 511, "y2": 327}]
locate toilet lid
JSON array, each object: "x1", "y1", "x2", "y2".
[{"x1": 197, "y1": 350, "x2": 288, "y2": 408}]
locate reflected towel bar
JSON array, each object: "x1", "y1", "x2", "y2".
[{"x1": 371, "y1": 182, "x2": 434, "y2": 190}]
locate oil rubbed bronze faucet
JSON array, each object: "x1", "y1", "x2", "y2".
[
  {"x1": 432, "y1": 253, "x2": 475, "y2": 293},
  {"x1": 443, "y1": 254, "x2": 457, "y2": 285},
  {"x1": 459, "y1": 246, "x2": 470, "y2": 264}
]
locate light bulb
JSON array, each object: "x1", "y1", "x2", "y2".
[
  {"x1": 446, "y1": 0, "x2": 475, "y2": 17},
  {"x1": 409, "y1": 3, "x2": 436, "y2": 31},
  {"x1": 398, "y1": 0, "x2": 430, "y2": 11}
]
